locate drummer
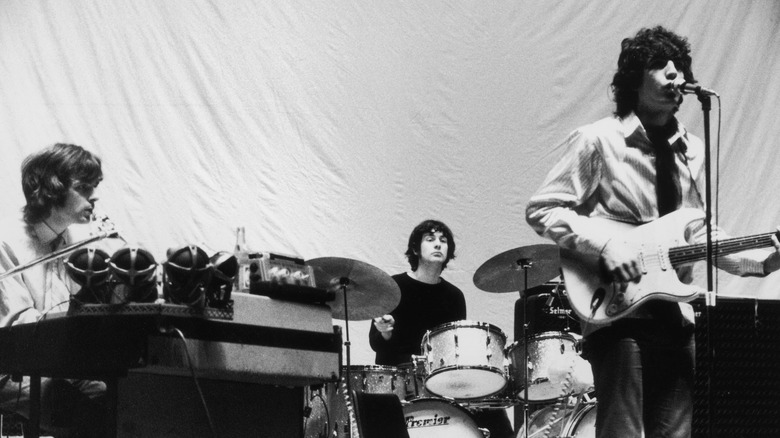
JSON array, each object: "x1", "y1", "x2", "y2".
[{"x1": 369, "y1": 219, "x2": 514, "y2": 438}]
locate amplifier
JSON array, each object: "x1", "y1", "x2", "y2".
[
  {"x1": 240, "y1": 252, "x2": 335, "y2": 304},
  {"x1": 139, "y1": 292, "x2": 341, "y2": 387}
]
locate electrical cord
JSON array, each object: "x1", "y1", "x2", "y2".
[{"x1": 162, "y1": 325, "x2": 218, "y2": 438}]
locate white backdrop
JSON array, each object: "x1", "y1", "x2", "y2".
[{"x1": 1, "y1": 0, "x2": 779, "y2": 364}]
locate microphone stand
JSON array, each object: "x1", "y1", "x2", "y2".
[
  {"x1": 0, "y1": 229, "x2": 119, "y2": 283},
  {"x1": 697, "y1": 90, "x2": 715, "y2": 438}
]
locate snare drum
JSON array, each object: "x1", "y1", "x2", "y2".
[
  {"x1": 506, "y1": 331, "x2": 587, "y2": 402},
  {"x1": 344, "y1": 365, "x2": 407, "y2": 402},
  {"x1": 421, "y1": 320, "x2": 508, "y2": 400},
  {"x1": 403, "y1": 398, "x2": 486, "y2": 438}
]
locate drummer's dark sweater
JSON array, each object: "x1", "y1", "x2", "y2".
[{"x1": 369, "y1": 272, "x2": 466, "y2": 366}]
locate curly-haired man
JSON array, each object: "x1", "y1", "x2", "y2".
[{"x1": 527, "y1": 26, "x2": 780, "y2": 437}]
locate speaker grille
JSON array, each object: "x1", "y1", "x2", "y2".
[{"x1": 693, "y1": 298, "x2": 780, "y2": 437}]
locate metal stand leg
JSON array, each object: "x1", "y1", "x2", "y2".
[{"x1": 29, "y1": 374, "x2": 40, "y2": 438}]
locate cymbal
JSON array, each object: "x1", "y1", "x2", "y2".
[
  {"x1": 473, "y1": 244, "x2": 560, "y2": 293},
  {"x1": 307, "y1": 257, "x2": 400, "y2": 321}
]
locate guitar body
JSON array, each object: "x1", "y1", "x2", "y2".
[{"x1": 561, "y1": 208, "x2": 706, "y2": 325}]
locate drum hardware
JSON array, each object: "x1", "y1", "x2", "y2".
[
  {"x1": 473, "y1": 244, "x2": 561, "y2": 438},
  {"x1": 307, "y1": 256, "x2": 401, "y2": 438},
  {"x1": 399, "y1": 355, "x2": 431, "y2": 400}
]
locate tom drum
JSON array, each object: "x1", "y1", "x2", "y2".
[{"x1": 421, "y1": 320, "x2": 508, "y2": 400}]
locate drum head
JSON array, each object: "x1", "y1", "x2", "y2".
[
  {"x1": 427, "y1": 320, "x2": 507, "y2": 338},
  {"x1": 425, "y1": 367, "x2": 507, "y2": 400},
  {"x1": 403, "y1": 398, "x2": 483, "y2": 438}
]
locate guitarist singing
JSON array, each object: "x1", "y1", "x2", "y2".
[{"x1": 525, "y1": 26, "x2": 780, "y2": 438}]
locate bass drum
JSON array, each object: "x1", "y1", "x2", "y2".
[
  {"x1": 403, "y1": 398, "x2": 487, "y2": 438},
  {"x1": 516, "y1": 402, "x2": 596, "y2": 438}
]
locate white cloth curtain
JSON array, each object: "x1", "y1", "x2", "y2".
[{"x1": 1, "y1": 0, "x2": 778, "y2": 364}]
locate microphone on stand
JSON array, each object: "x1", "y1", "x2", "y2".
[
  {"x1": 91, "y1": 211, "x2": 128, "y2": 244},
  {"x1": 674, "y1": 79, "x2": 719, "y2": 97}
]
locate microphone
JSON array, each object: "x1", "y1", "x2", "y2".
[
  {"x1": 91, "y1": 211, "x2": 128, "y2": 244},
  {"x1": 674, "y1": 79, "x2": 719, "y2": 97}
]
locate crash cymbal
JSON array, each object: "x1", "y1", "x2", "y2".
[
  {"x1": 307, "y1": 257, "x2": 400, "y2": 320},
  {"x1": 473, "y1": 244, "x2": 560, "y2": 293}
]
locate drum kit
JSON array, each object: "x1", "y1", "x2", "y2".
[{"x1": 304, "y1": 245, "x2": 598, "y2": 438}]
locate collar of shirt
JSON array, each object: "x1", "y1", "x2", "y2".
[
  {"x1": 28, "y1": 222, "x2": 70, "y2": 251},
  {"x1": 619, "y1": 112, "x2": 692, "y2": 157}
]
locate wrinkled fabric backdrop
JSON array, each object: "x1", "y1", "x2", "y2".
[{"x1": 1, "y1": 0, "x2": 778, "y2": 364}]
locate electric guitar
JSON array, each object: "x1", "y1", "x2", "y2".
[{"x1": 561, "y1": 208, "x2": 779, "y2": 324}]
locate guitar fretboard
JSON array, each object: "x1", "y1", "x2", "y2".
[{"x1": 669, "y1": 232, "x2": 776, "y2": 266}]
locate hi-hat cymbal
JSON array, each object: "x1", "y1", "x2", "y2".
[
  {"x1": 473, "y1": 244, "x2": 560, "y2": 293},
  {"x1": 307, "y1": 257, "x2": 400, "y2": 320}
]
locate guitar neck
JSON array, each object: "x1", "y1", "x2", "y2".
[{"x1": 669, "y1": 232, "x2": 778, "y2": 267}]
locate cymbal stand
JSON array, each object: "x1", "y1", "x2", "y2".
[
  {"x1": 551, "y1": 276, "x2": 572, "y2": 333},
  {"x1": 517, "y1": 257, "x2": 532, "y2": 438},
  {"x1": 338, "y1": 277, "x2": 354, "y2": 438}
]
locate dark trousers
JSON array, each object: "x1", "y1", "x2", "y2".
[
  {"x1": 583, "y1": 320, "x2": 695, "y2": 438},
  {"x1": 0, "y1": 375, "x2": 107, "y2": 437}
]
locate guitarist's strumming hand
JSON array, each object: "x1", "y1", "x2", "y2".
[{"x1": 599, "y1": 239, "x2": 642, "y2": 283}]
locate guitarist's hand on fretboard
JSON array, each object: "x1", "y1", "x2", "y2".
[
  {"x1": 599, "y1": 239, "x2": 642, "y2": 283},
  {"x1": 764, "y1": 226, "x2": 780, "y2": 274}
]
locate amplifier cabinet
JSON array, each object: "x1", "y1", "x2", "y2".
[{"x1": 692, "y1": 297, "x2": 780, "y2": 437}]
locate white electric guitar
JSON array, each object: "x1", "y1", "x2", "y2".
[{"x1": 561, "y1": 208, "x2": 778, "y2": 324}]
